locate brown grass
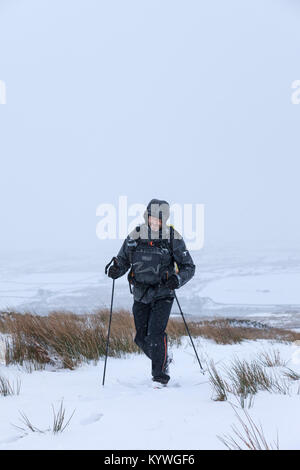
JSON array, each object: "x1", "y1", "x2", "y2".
[
  {"x1": 208, "y1": 354, "x2": 296, "y2": 406},
  {"x1": 0, "y1": 310, "x2": 299, "y2": 370},
  {"x1": 0, "y1": 375, "x2": 21, "y2": 396},
  {"x1": 187, "y1": 318, "x2": 300, "y2": 344},
  {"x1": 218, "y1": 404, "x2": 280, "y2": 450},
  {"x1": 1, "y1": 309, "x2": 139, "y2": 369},
  {"x1": 13, "y1": 399, "x2": 75, "y2": 435}
]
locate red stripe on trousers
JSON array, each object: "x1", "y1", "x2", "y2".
[{"x1": 162, "y1": 335, "x2": 167, "y2": 372}]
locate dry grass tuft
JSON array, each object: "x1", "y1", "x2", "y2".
[
  {"x1": 208, "y1": 354, "x2": 295, "y2": 405},
  {"x1": 258, "y1": 348, "x2": 287, "y2": 368},
  {"x1": 0, "y1": 375, "x2": 21, "y2": 396},
  {"x1": 227, "y1": 357, "x2": 274, "y2": 396},
  {"x1": 13, "y1": 399, "x2": 75, "y2": 435},
  {"x1": 218, "y1": 404, "x2": 279, "y2": 450},
  {"x1": 283, "y1": 367, "x2": 300, "y2": 381},
  {"x1": 52, "y1": 399, "x2": 76, "y2": 434},
  {"x1": 0, "y1": 310, "x2": 299, "y2": 370},
  {"x1": 13, "y1": 411, "x2": 45, "y2": 434},
  {"x1": 207, "y1": 360, "x2": 229, "y2": 401},
  {"x1": 1, "y1": 309, "x2": 140, "y2": 370}
]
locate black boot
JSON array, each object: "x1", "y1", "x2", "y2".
[{"x1": 152, "y1": 372, "x2": 170, "y2": 385}]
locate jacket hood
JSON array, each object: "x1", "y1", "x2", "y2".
[{"x1": 143, "y1": 199, "x2": 170, "y2": 224}]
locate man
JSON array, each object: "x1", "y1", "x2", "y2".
[{"x1": 107, "y1": 199, "x2": 195, "y2": 385}]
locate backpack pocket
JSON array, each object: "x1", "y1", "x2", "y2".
[{"x1": 131, "y1": 246, "x2": 170, "y2": 285}]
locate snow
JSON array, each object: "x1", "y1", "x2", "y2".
[
  {"x1": 0, "y1": 271, "x2": 103, "y2": 311},
  {"x1": 0, "y1": 338, "x2": 299, "y2": 450},
  {"x1": 0, "y1": 247, "x2": 300, "y2": 449},
  {"x1": 0, "y1": 249, "x2": 299, "y2": 310},
  {"x1": 1, "y1": 247, "x2": 300, "y2": 328},
  {"x1": 199, "y1": 273, "x2": 300, "y2": 305}
]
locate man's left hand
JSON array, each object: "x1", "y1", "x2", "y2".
[{"x1": 165, "y1": 275, "x2": 180, "y2": 290}]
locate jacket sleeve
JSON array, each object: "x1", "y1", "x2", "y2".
[
  {"x1": 172, "y1": 237, "x2": 195, "y2": 287},
  {"x1": 114, "y1": 237, "x2": 131, "y2": 278}
]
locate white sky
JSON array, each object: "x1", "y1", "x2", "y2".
[{"x1": 0, "y1": 0, "x2": 300, "y2": 254}]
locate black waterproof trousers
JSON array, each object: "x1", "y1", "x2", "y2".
[{"x1": 132, "y1": 296, "x2": 174, "y2": 377}]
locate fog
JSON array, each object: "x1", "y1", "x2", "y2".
[{"x1": 1, "y1": 0, "x2": 300, "y2": 256}]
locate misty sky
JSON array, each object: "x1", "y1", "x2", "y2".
[{"x1": 0, "y1": 0, "x2": 300, "y2": 254}]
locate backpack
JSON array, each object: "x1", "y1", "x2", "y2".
[{"x1": 127, "y1": 225, "x2": 175, "y2": 292}]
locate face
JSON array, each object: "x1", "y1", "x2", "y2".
[{"x1": 148, "y1": 215, "x2": 162, "y2": 232}]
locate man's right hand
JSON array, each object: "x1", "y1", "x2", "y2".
[{"x1": 107, "y1": 263, "x2": 120, "y2": 279}]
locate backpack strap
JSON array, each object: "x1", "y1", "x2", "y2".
[
  {"x1": 127, "y1": 225, "x2": 175, "y2": 293},
  {"x1": 127, "y1": 226, "x2": 140, "y2": 292},
  {"x1": 169, "y1": 225, "x2": 175, "y2": 264},
  {"x1": 168, "y1": 225, "x2": 179, "y2": 275}
]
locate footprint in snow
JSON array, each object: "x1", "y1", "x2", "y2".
[
  {"x1": 0, "y1": 434, "x2": 25, "y2": 445},
  {"x1": 80, "y1": 413, "x2": 103, "y2": 426}
]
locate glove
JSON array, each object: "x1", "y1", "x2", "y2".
[
  {"x1": 108, "y1": 263, "x2": 120, "y2": 279},
  {"x1": 165, "y1": 274, "x2": 180, "y2": 290}
]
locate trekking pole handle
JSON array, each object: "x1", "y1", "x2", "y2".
[{"x1": 105, "y1": 256, "x2": 118, "y2": 275}]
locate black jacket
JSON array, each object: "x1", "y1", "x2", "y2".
[{"x1": 114, "y1": 223, "x2": 195, "y2": 304}]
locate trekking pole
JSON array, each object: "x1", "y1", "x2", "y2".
[
  {"x1": 102, "y1": 257, "x2": 117, "y2": 386},
  {"x1": 174, "y1": 291, "x2": 205, "y2": 374}
]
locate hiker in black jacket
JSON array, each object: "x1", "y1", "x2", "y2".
[{"x1": 107, "y1": 199, "x2": 195, "y2": 385}]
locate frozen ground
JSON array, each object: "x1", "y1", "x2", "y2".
[
  {"x1": 0, "y1": 337, "x2": 299, "y2": 450},
  {"x1": 1, "y1": 246, "x2": 300, "y2": 328}
]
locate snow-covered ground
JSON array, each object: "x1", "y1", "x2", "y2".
[
  {"x1": 1, "y1": 246, "x2": 300, "y2": 329},
  {"x1": 0, "y1": 337, "x2": 299, "y2": 450}
]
